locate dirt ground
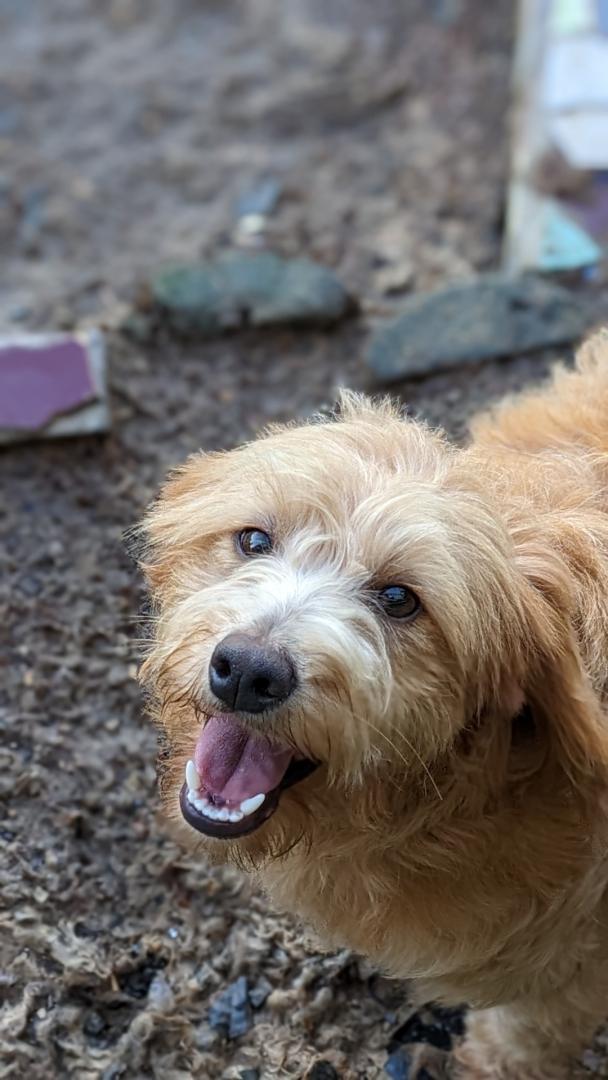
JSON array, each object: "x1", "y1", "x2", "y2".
[{"x1": 2, "y1": 2, "x2": 608, "y2": 1078}]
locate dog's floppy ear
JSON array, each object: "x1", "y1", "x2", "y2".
[
  {"x1": 516, "y1": 537, "x2": 608, "y2": 780},
  {"x1": 136, "y1": 450, "x2": 230, "y2": 592}
]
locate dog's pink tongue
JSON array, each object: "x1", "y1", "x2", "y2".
[{"x1": 194, "y1": 715, "x2": 293, "y2": 802}]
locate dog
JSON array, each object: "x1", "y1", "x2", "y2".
[{"x1": 138, "y1": 330, "x2": 608, "y2": 1078}]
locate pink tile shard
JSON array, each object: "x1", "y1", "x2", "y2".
[{"x1": 0, "y1": 339, "x2": 96, "y2": 430}]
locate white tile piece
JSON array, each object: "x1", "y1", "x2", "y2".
[
  {"x1": 543, "y1": 37, "x2": 608, "y2": 110},
  {"x1": 551, "y1": 111, "x2": 608, "y2": 169}
]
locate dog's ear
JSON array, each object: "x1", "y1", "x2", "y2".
[
  {"x1": 516, "y1": 538, "x2": 608, "y2": 780},
  {"x1": 136, "y1": 450, "x2": 229, "y2": 592}
]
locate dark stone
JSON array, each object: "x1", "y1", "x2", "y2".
[
  {"x1": 367, "y1": 275, "x2": 587, "y2": 382},
  {"x1": 117, "y1": 954, "x2": 167, "y2": 999},
  {"x1": 239, "y1": 1070, "x2": 260, "y2": 1080},
  {"x1": 208, "y1": 975, "x2": 253, "y2": 1039},
  {"x1": 83, "y1": 1010, "x2": 106, "y2": 1037},
  {"x1": 150, "y1": 251, "x2": 357, "y2": 336},
  {"x1": 120, "y1": 310, "x2": 153, "y2": 343},
  {"x1": 307, "y1": 1063, "x2": 340, "y2": 1080},
  {"x1": 384, "y1": 1048, "x2": 411, "y2": 1080},
  {"x1": 388, "y1": 1004, "x2": 465, "y2": 1054}
]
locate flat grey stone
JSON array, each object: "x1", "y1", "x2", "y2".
[
  {"x1": 208, "y1": 975, "x2": 253, "y2": 1039},
  {"x1": 367, "y1": 275, "x2": 587, "y2": 382},
  {"x1": 150, "y1": 251, "x2": 356, "y2": 336}
]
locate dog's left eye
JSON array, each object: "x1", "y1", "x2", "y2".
[
  {"x1": 377, "y1": 584, "x2": 421, "y2": 620},
  {"x1": 237, "y1": 528, "x2": 273, "y2": 557}
]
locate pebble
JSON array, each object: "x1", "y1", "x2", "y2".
[
  {"x1": 147, "y1": 973, "x2": 174, "y2": 1011},
  {"x1": 194, "y1": 1021, "x2": 220, "y2": 1051},
  {"x1": 149, "y1": 251, "x2": 357, "y2": 336},
  {"x1": 307, "y1": 1062, "x2": 340, "y2": 1080},
  {"x1": 367, "y1": 275, "x2": 588, "y2": 382},
  {"x1": 388, "y1": 1003, "x2": 464, "y2": 1053},
  {"x1": 83, "y1": 1010, "x2": 106, "y2": 1038},
  {"x1": 235, "y1": 177, "x2": 282, "y2": 218},
  {"x1": 384, "y1": 1048, "x2": 411, "y2": 1080},
  {"x1": 208, "y1": 975, "x2": 253, "y2": 1039},
  {"x1": 248, "y1": 976, "x2": 272, "y2": 1009}
]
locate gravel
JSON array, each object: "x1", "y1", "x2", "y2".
[{"x1": 2, "y1": 1, "x2": 608, "y2": 1077}]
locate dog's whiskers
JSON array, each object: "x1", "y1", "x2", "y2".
[{"x1": 353, "y1": 712, "x2": 443, "y2": 801}]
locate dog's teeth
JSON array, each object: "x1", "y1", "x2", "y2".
[
  {"x1": 240, "y1": 793, "x2": 265, "y2": 817},
  {"x1": 186, "y1": 759, "x2": 199, "y2": 791},
  {"x1": 191, "y1": 796, "x2": 247, "y2": 825}
]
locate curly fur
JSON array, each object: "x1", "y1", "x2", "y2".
[{"x1": 139, "y1": 330, "x2": 608, "y2": 1078}]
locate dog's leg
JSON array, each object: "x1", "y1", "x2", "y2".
[{"x1": 453, "y1": 993, "x2": 599, "y2": 1080}]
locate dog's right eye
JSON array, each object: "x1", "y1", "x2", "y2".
[
  {"x1": 237, "y1": 528, "x2": 273, "y2": 557},
  {"x1": 377, "y1": 584, "x2": 421, "y2": 620}
]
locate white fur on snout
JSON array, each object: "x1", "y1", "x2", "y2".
[{"x1": 157, "y1": 535, "x2": 393, "y2": 763}]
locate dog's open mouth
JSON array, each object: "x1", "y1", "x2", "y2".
[{"x1": 179, "y1": 714, "x2": 318, "y2": 839}]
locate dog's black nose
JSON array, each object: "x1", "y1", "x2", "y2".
[{"x1": 209, "y1": 633, "x2": 296, "y2": 714}]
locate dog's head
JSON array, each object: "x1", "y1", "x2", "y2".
[{"x1": 138, "y1": 394, "x2": 607, "y2": 863}]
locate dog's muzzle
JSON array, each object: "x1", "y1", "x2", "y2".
[{"x1": 179, "y1": 712, "x2": 317, "y2": 840}]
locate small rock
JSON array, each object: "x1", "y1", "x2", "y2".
[
  {"x1": 367, "y1": 275, "x2": 587, "y2": 382},
  {"x1": 235, "y1": 177, "x2": 282, "y2": 218},
  {"x1": 248, "y1": 976, "x2": 272, "y2": 1009},
  {"x1": 194, "y1": 1021, "x2": 220, "y2": 1051},
  {"x1": 384, "y1": 1048, "x2": 411, "y2": 1080},
  {"x1": 239, "y1": 1070, "x2": 260, "y2": 1080},
  {"x1": 374, "y1": 260, "x2": 414, "y2": 296},
  {"x1": 101, "y1": 1066, "x2": 126, "y2": 1080},
  {"x1": 147, "y1": 973, "x2": 174, "y2": 1011},
  {"x1": 19, "y1": 185, "x2": 47, "y2": 254},
  {"x1": 83, "y1": 1010, "x2": 106, "y2": 1038},
  {"x1": 208, "y1": 975, "x2": 253, "y2": 1039},
  {"x1": 306, "y1": 1063, "x2": 340, "y2": 1080},
  {"x1": 121, "y1": 310, "x2": 153, "y2": 343},
  {"x1": 389, "y1": 1004, "x2": 464, "y2": 1054},
  {"x1": 431, "y1": 0, "x2": 462, "y2": 24},
  {"x1": 234, "y1": 213, "x2": 268, "y2": 246},
  {"x1": 8, "y1": 304, "x2": 31, "y2": 323},
  {"x1": 149, "y1": 251, "x2": 357, "y2": 336}
]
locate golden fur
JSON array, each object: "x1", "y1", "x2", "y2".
[{"x1": 139, "y1": 330, "x2": 608, "y2": 1078}]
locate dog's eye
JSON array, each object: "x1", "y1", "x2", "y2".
[
  {"x1": 377, "y1": 584, "x2": 420, "y2": 620},
  {"x1": 237, "y1": 528, "x2": 273, "y2": 557}
]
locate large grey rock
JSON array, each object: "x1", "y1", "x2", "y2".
[
  {"x1": 150, "y1": 251, "x2": 356, "y2": 336},
  {"x1": 367, "y1": 275, "x2": 587, "y2": 382}
]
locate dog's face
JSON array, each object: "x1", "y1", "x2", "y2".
[{"x1": 139, "y1": 396, "x2": 546, "y2": 862}]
